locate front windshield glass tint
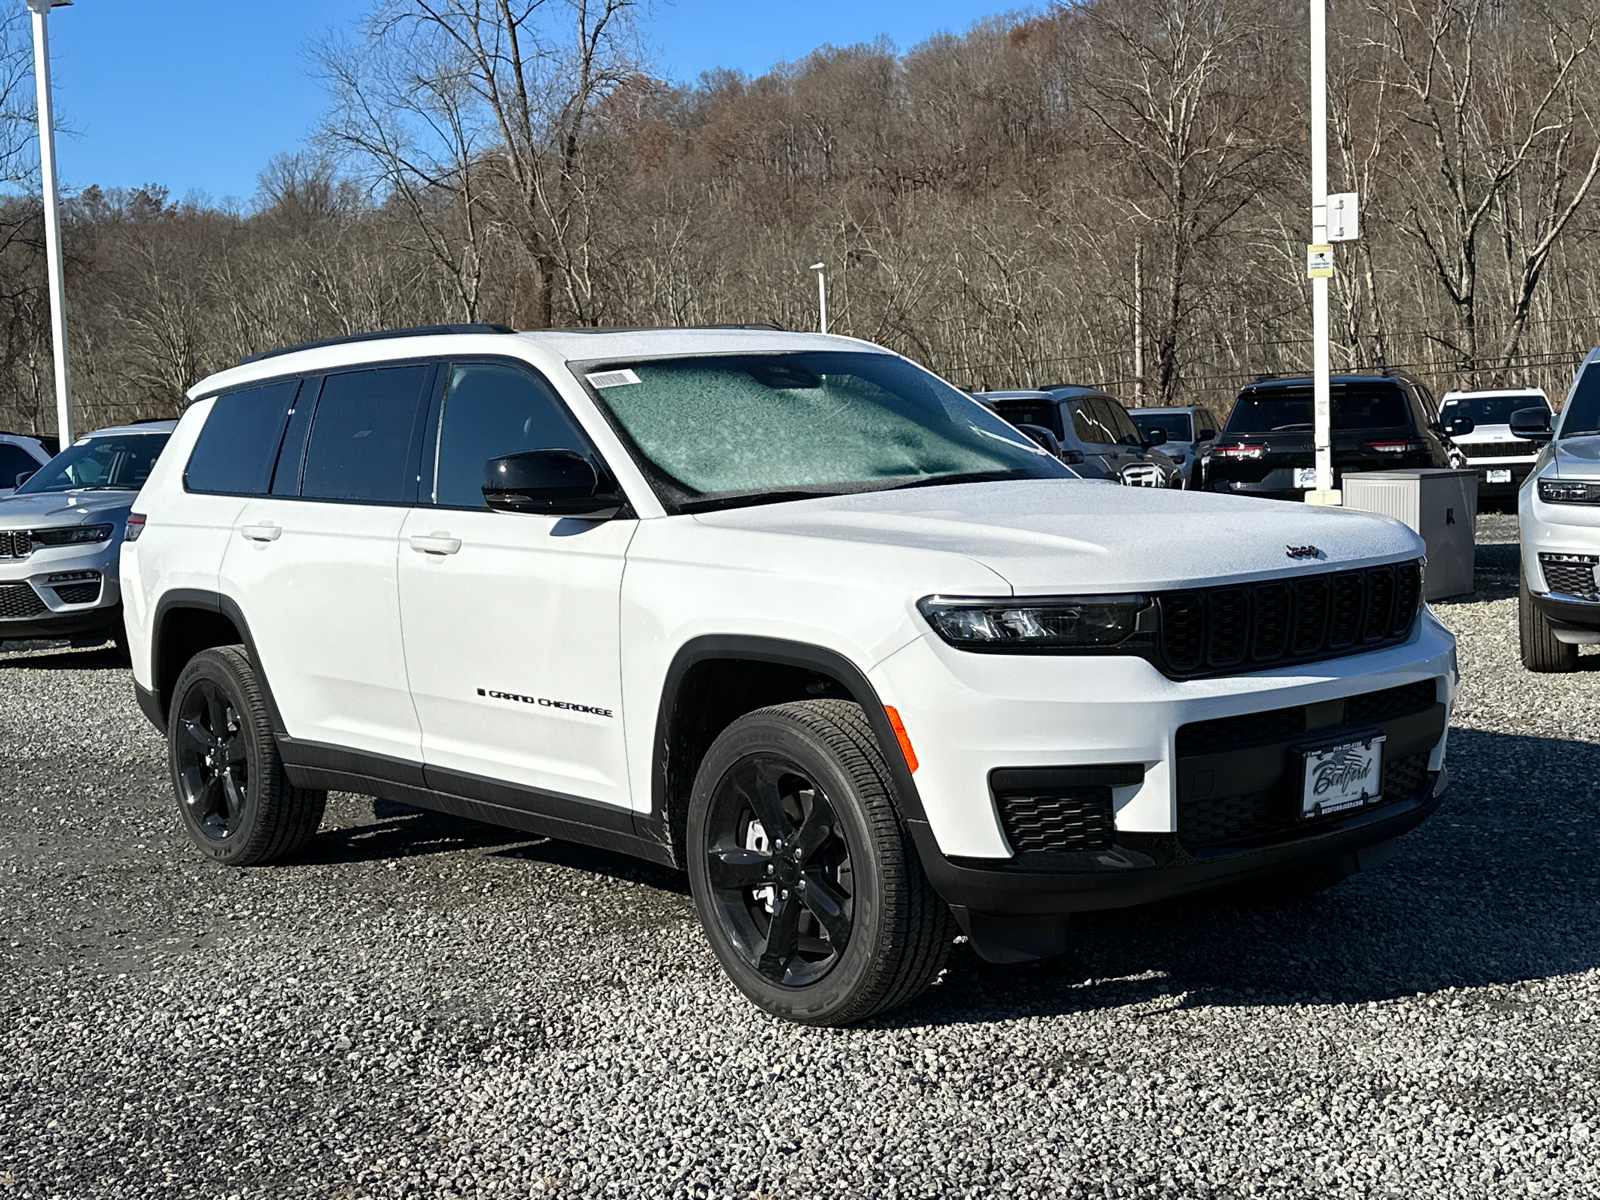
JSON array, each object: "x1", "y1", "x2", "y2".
[
  {"x1": 1560, "y1": 364, "x2": 1600, "y2": 438},
  {"x1": 1441, "y1": 394, "x2": 1545, "y2": 426},
  {"x1": 1226, "y1": 385, "x2": 1410, "y2": 434},
  {"x1": 579, "y1": 352, "x2": 1067, "y2": 510},
  {"x1": 1134, "y1": 412, "x2": 1193, "y2": 441},
  {"x1": 17, "y1": 432, "x2": 169, "y2": 493}
]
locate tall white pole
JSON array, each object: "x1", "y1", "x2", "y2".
[
  {"x1": 810, "y1": 262, "x2": 827, "y2": 335},
  {"x1": 28, "y1": 0, "x2": 72, "y2": 446},
  {"x1": 1308, "y1": 0, "x2": 1335, "y2": 503}
]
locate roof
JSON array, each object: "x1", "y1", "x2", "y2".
[
  {"x1": 80, "y1": 420, "x2": 178, "y2": 438},
  {"x1": 1441, "y1": 387, "x2": 1548, "y2": 401},
  {"x1": 1128, "y1": 405, "x2": 1202, "y2": 414},
  {"x1": 973, "y1": 389, "x2": 1057, "y2": 401},
  {"x1": 189, "y1": 327, "x2": 886, "y2": 401},
  {"x1": 1238, "y1": 372, "x2": 1415, "y2": 393}
]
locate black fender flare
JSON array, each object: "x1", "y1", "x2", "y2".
[{"x1": 146, "y1": 589, "x2": 287, "y2": 734}]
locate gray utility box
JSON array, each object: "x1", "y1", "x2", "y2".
[{"x1": 1341, "y1": 469, "x2": 1478, "y2": 600}]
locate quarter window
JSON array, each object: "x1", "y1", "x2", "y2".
[
  {"x1": 300, "y1": 366, "x2": 434, "y2": 503},
  {"x1": 432, "y1": 363, "x2": 596, "y2": 509},
  {"x1": 185, "y1": 380, "x2": 299, "y2": 495}
]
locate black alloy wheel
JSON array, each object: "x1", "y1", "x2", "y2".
[
  {"x1": 702, "y1": 755, "x2": 855, "y2": 988},
  {"x1": 167, "y1": 646, "x2": 326, "y2": 865},
  {"x1": 687, "y1": 700, "x2": 954, "y2": 1025},
  {"x1": 174, "y1": 677, "x2": 250, "y2": 842}
]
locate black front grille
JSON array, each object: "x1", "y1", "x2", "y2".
[
  {"x1": 0, "y1": 582, "x2": 46, "y2": 619},
  {"x1": 1178, "y1": 750, "x2": 1432, "y2": 852},
  {"x1": 1540, "y1": 554, "x2": 1599, "y2": 600},
  {"x1": 1464, "y1": 442, "x2": 1536, "y2": 459},
  {"x1": 52, "y1": 581, "x2": 101, "y2": 605},
  {"x1": 1154, "y1": 561, "x2": 1422, "y2": 680},
  {"x1": 0, "y1": 529, "x2": 29, "y2": 559}
]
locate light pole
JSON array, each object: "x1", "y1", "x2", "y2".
[
  {"x1": 1305, "y1": 0, "x2": 1337, "y2": 506},
  {"x1": 26, "y1": 0, "x2": 72, "y2": 447},
  {"x1": 809, "y1": 262, "x2": 827, "y2": 335}
]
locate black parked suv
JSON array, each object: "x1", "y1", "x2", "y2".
[{"x1": 1201, "y1": 372, "x2": 1455, "y2": 500}]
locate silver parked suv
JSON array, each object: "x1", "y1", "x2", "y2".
[{"x1": 0, "y1": 420, "x2": 175, "y2": 649}]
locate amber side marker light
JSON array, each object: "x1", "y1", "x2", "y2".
[{"x1": 883, "y1": 706, "x2": 919, "y2": 772}]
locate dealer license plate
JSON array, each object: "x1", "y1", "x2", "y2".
[
  {"x1": 1300, "y1": 735, "x2": 1386, "y2": 819},
  {"x1": 1294, "y1": 467, "x2": 1318, "y2": 489},
  {"x1": 1486, "y1": 468, "x2": 1512, "y2": 484}
]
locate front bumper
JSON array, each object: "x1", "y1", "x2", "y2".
[{"x1": 0, "y1": 542, "x2": 122, "y2": 643}]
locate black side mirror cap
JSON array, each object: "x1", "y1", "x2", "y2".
[
  {"x1": 1509, "y1": 407, "x2": 1553, "y2": 442},
  {"x1": 1142, "y1": 427, "x2": 1168, "y2": 447},
  {"x1": 1196, "y1": 428, "x2": 1216, "y2": 441},
  {"x1": 482, "y1": 449, "x2": 626, "y2": 517},
  {"x1": 14, "y1": 470, "x2": 34, "y2": 488},
  {"x1": 1441, "y1": 416, "x2": 1475, "y2": 437}
]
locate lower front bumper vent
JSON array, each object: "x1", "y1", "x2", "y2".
[
  {"x1": 0, "y1": 581, "x2": 46, "y2": 619},
  {"x1": 1539, "y1": 553, "x2": 1599, "y2": 601},
  {"x1": 991, "y1": 765, "x2": 1143, "y2": 855}
]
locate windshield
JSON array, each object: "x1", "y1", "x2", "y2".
[
  {"x1": 1133, "y1": 412, "x2": 1193, "y2": 441},
  {"x1": 16, "y1": 432, "x2": 170, "y2": 494},
  {"x1": 577, "y1": 351, "x2": 1069, "y2": 511},
  {"x1": 1226, "y1": 384, "x2": 1412, "y2": 434},
  {"x1": 1560, "y1": 361, "x2": 1600, "y2": 438},
  {"x1": 1441, "y1": 394, "x2": 1545, "y2": 426}
]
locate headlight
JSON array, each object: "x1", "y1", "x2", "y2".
[
  {"x1": 918, "y1": 594, "x2": 1148, "y2": 650},
  {"x1": 1537, "y1": 478, "x2": 1600, "y2": 504},
  {"x1": 32, "y1": 524, "x2": 114, "y2": 547}
]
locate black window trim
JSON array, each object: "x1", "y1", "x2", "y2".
[{"x1": 418, "y1": 354, "x2": 615, "y2": 513}]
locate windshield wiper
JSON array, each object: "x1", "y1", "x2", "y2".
[
  {"x1": 884, "y1": 470, "x2": 1030, "y2": 492},
  {"x1": 679, "y1": 487, "x2": 847, "y2": 514},
  {"x1": 1269, "y1": 423, "x2": 1314, "y2": 431}
]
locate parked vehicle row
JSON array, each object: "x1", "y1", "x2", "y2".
[
  {"x1": 973, "y1": 386, "x2": 1185, "y2": 487},
  {"x1": 88, "y1": 323, "x2": 1455, "y2": 1026}
]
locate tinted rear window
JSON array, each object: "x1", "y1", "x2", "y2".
[
  {"x1": 300, "y1": 365, "x2": 435, "y2": 503},
  {"x1": 185, "y1": 380, "x2": 299, "y2": 495},
  {"x1": 1561, "y1": 362, "x2": 1600, "y2": 439},
  {"x1": 1226, "y1": 384, "x2": 1412, "y2": 434}
]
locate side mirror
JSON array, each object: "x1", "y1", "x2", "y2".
[
  {"x1": 15, "y1": 470, "x2": 34, "y2": 488},
  {"x1": 482, "y1": 449, "x2": 625, "y2": 517},
  {"x1": 1197, "y1": 427, "x2": 1216, "y2": 441},
  {"x1": 1441, "y1": 415, "x2": 1475, "y2": 437},
  {"x1": 1509, "y1": 407, "x2": 1553, "y2": 443},
  {"x1": 1142, "y1": 427, "x2": 1168, "y2": 447},
  {"x1": 1015, "y1": 423, "x2": 1064, "y2": 457}
]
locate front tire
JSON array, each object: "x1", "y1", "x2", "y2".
[
  {"x1": 686, "y1": 700, "x2": 953, "y2": 1025},
  {"x1": 1520, "y1": 575, "x2": 1578, "y2": 673},
  {"x1": 167, "y1": 646, "x2": 326, "y2": 864}
]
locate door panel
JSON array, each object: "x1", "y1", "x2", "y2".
[{"x1": 397, "y1": 360, "x2": 637, "y2": 808}]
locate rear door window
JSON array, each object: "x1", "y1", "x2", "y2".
[
  {"x1": 185, "y1": 379, "x2": 299, "y2": 495},
  {"x1": 1070, "y1": 401, "x2": 1102, "y2": 444},
  {"x1": 1099, "y1": 398, "x2": 1142, "y2": 445},
  {"x1": 431, "y1": 363, "x2": 597, "y2": 509},
  {"x1": 300, "y1": 365, "x2": 436, "y2": 503}
]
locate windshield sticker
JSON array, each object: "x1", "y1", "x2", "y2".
[{"x1": 586, "y1": 368, "x2": 641, "y2": 389}]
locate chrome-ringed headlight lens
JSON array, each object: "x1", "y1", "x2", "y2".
[{"x1": 918, "y1": 594, "x2": 1148, "y2": 650}]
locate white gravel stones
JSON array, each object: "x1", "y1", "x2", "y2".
[{"x1": 3, "y1": 515, "x2": 1598, "y2": 1198}]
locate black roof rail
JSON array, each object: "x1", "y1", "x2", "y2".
[
  {"x1": 238, "y1": 323, "x2": 517, "y2": 366},
  {"x1": 1036, "y1": 382, "x2": 1096, "y2": 392},
  {"x1": 130, "y1": 416, "x2": 176, "y2": 424}
]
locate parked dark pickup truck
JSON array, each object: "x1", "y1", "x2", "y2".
[{"x1": 1201, "y1": 371, "x2": 1456, "y2": 500}]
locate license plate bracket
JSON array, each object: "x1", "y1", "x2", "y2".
[
  {"x1": 1298, "y1": 733, "x2": 1386, "y2": 820},
  {"x1": 1486, "y1": 468, "x2": 1512, "y2": 484}
]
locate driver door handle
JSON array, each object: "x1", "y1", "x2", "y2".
[
  {"x1": 238, "y1": 523, "x2": 281, "y2": 542},
  {"x1": 409, "y1": 532, "x2": 461, "y2": 556}
]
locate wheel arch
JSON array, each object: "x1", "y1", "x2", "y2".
[
  {"x1": 147, "y1": 590, "x2": 285, "y2": 733},
  {"x1": 650, "y1": 635, "x2": 928, "y2": 867}
]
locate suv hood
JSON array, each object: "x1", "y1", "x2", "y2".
[
  {"x1": 1550, "y1": 435, "x2": 1600, "y2": 478},
  {"x1": 694, "y1": 479, "x2": 1421, "y2": 592},
  {"x1": 0, "y1": 489, "x2": 136, "y2": 528}
]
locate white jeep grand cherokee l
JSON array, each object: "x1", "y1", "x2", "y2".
[{"x1": 122, "y1": 324, "x2": 1456, "y2": 1025}]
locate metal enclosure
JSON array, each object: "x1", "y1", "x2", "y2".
[{"x1": 1341, "y1": 469, "x2": 1478, "y2": 600}]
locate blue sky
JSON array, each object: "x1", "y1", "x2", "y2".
[{"x1": 38, "y1": 0, "x2": 1016, "y2": 204}]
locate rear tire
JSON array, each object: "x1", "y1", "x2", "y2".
[
  {"x1": 686, "y1": 700, "x2": 953, "y2": 1025},
  {"x1": 167, "y1": 646, "x2": 326, "y2": 865},
  {"x1": 1520, "y1": 575, "x2": 1578, "y2": 673}
]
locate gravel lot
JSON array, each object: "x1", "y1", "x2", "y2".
[{"x1": 4, "y1": 512, "x2": 1599, "y2": 1200}]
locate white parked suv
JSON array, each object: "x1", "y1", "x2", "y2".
[
  {"x1": 1513, "y1": 347, "x2": 1600, "y2": 671},
  {"x1": 1440, "y1": 386, "x2": 1553, "y2": 504},
  {"x1": 123, "y1": 324, "x2": 1457, "y2": 1024}
]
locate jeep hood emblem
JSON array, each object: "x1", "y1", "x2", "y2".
[{"x1": 1286, "y1": 544, "x2": 1322, "y2": 559}]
